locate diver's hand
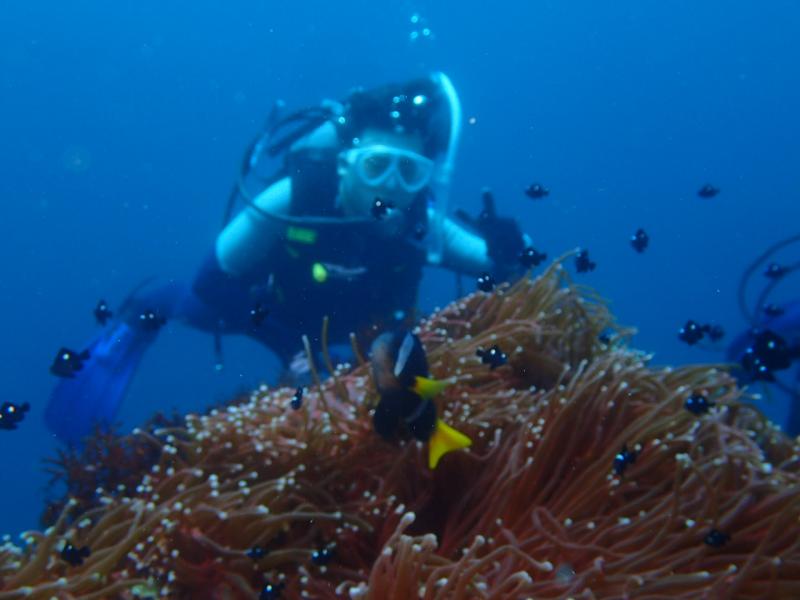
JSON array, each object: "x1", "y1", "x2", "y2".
[{"x1": 455, "y1": 188, "x2": 527, "y2": 281}]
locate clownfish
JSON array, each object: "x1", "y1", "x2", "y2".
[{"x1": 370, "y1": 330, "x2": 471, "y2": 469}]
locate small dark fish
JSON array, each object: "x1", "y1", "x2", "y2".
[
  {"x1": 704, "y1": 528, "x2": 730, "y2": 547},
  {"x1": 247, "y1": 545, "x2": 268, "y2": 560},
  {"x1": 519, "y1": 246, "x2": 547, "y2": 268},
  {"x1": 613, "y1": 443, "x2": 637, "y2": 476},
  {"x1": 684, "y1": 393, "x2": 714, "y2": 415},
  {"x1": 740, "y1": 329, "x2": 793, "y2": 382},
  {"x1": 701, "y1": 323, "x2": 725, "y2": 342},
  {"x1": 138, "y1": 309, "x2": 166, "y2": 332},
  {"x1": 697, "y1": 184, "x2": 720, "y2": 198},
  {"x1": 311, "y1": 544, "x2": 335, "y2": 566},
  {"x1": 741, "y1": 352, "x2": 775, "y2": 382},
  {"x1": 525, "y1": 183, "x2": 549, "y2": 199},
  {"x1": 477, "y1": 272, "x2": 495, "y2": 292},
  {"x1": 764, "y1": 262, "x2": 788, "y2": 280},
  {"x1": 750, "y1": 330, "x2": 792, "y2": 370},
  {"x1": 575, "y1": 249, "x2": 596, "y2": 273},
  {"x1": 50, "y1": 347, "x2": 90, "y2": 378},
  {"x1": 291, "y1": 387, "x2": 304, "y2": 410},
  {"x1": 0, "y1": 402, "x2": 30, "y2": 431},
  {"x1": 476, "y1": 345, "x2": 507, "y2": 370},
  {"x1": 598, "y1": 331, "x2": 612, "y2": 345},
  {"x1": 260, "y1": 581, "x2": 286, "y2": 600},
  {"x1": 763, "y1": 304, "x2": 785, "y2": 318},
  {"x1": 61, "y1": 542, "x2": 90, "y2": 566},
  {"x1": 372, "y1": 197, "x2": 395, "y2": 220},
  {"x1": 413, "y1": 223, "x2": 427, "y2": 240},
  {"x1": 678, "y1": 320, "x2": 704, "y2": 346},
  {"x1": 250, "y1": 303, "x2": 269, "y2": 327},
  {"x1": 630, "y1": 228, "x2": 649, "y2": 253},
  {"x1": 93, "y1": 300, "x2": 113, "y2": 325}
]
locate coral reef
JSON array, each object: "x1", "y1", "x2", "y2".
[
  {"x1": 41, "y1": 412, "x2": 186, "y2": 529},
  {"x1": 1, "y1": 261, "x2": 799, "y2": 599}
]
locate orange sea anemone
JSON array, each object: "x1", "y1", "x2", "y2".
[{"x1": 1, "y1": 261, "x2": 798, "y2": 599}]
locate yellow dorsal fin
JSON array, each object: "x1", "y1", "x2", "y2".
[
  {"x1": 412, "y1": 376, "x2": 448, "y2": 399},
  {"x1": 428, "y1": 419, "x2": 472, "y2": 469}
]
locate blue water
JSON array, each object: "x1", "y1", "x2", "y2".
[{"x1": 1, "y1": 1, "x2": 798, "y2": 535}]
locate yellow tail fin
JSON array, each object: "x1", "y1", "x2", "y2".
[
  {"x1": 412, "y1": 376, "x2": 449, "y2": 399},
  {"x1": 428, "y1": 419, "x2": 472, "y2": 469}
]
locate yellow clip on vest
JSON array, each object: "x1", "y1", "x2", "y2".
[{"x1": 312, "y1": 262, "x2": 328, "y2": 283}]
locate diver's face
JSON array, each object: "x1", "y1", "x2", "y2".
[{"x1": 338, "y1": 129, "x2": 429, "y2": 222}]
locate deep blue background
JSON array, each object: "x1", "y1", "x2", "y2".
[{"x1": 1, "y1": 1, "x2": 798, "y2": 535}]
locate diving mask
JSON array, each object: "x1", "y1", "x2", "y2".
[{"x1": 340, "y1": 145, "x2": 434, "y2": 193}]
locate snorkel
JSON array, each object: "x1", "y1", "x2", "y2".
[{"x1": 426, "y1": 72, "x2": 462, "y2": 265}]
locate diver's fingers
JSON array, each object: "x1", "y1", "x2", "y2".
[
  {"x1": 481, "y1": 188, "x2": 497, "y2": 219},
  {"x1": 454, "y1": 208, "x2": 478, "y2": 227}
]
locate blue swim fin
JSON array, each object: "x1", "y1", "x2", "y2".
[
  {"x1": 44, "y1": 322, "x2": 156, "y2": 445},
  {"x1": 45, "y1": 279, "x2": 192, "y2": 445}
]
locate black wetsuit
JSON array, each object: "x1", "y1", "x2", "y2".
[
  {"x1": 191, "y1": 148, "x2": 428, "y2": 365},
  {"x1": 47, "y1": 149, "x2": 432, "y2": 444}
]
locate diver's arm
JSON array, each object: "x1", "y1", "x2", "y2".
[
  {"x1": 215, "y1": 177, "x2": 292, "y2": 277},
  {"x1": 439, "y1": 186, "x2": 535, "y2": 280},
  {"x1": 438, "y1": 217, "x2": 493, "y2": 276},
  {"x1": 437, "y1": 215, "x2": 533, "y2": 278}
]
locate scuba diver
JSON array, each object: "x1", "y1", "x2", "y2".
[
  {"x1": 45, "y1": 72, "x2": 532, "y2": 445},
  {"x1": 727, "y1": 234, "x2": 800, "y2": 436}
]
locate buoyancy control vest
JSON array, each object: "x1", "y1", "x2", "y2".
[{"x1": 255, "y1": 144, "x2": 428, "y2": 345}]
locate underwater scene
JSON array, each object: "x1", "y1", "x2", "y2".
[{"x1": 1, "y1": 1, "x2": 799, "y2": 598}]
